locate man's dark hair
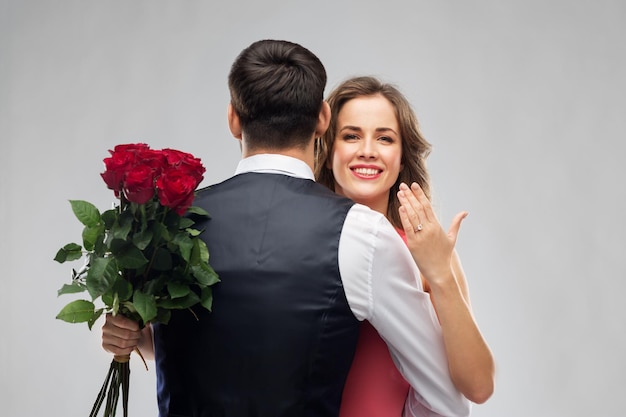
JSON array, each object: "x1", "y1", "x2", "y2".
[{"x1": 228, "y1": 39, "x2": 327, "y2": 150}]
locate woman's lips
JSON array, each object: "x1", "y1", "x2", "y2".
[{"x1": 351, "y1": 166, "x2": 382, "y2": 178}]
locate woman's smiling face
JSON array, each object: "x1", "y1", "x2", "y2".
[{"x1": 330, "y1": 94, "x2": 403, "y2": 215}]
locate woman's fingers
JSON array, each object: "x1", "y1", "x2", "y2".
[
  {"x1": 397, "y1": 190, "x2": 420, "y2": 234},
  {"x1": 410, "y1": 182, "x2": 438, "y2": 223},
  {"x1": 398, "y1": 183, "x2": 426, "y2": 232},
  {"x1": 398, "y1": 182, "x2": 440, "y2": 232},
  {"x1": 398, "y1": 205, "x2": 416, "y2": 236}
]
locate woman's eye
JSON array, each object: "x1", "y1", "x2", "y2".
[
  {"x1": 343, "y1": 134, "x2": 359, "y2": 141},
  {"x1": 379, "y1": 136, "x2": 393, "y2": 143}
]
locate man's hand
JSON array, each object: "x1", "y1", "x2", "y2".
[{"x1": 101, "y1": 314, "x2": 143, "y2": 356}]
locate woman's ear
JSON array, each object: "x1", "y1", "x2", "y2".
[
  {"x1": 227, "y1": 103, "x2": 242, "y2": 139},
  {"x1": 314, "y1": 102, "x2": 331, "y2": 138}
]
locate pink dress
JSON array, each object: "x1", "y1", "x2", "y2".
[{"x1": 339, "y1": 229, "x2": 411, "y2": 417}]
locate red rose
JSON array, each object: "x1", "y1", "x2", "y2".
[
  {"x1": 101, "y1": 144, "x2": 203, "y2": 210},
  {"x1": 161, "y1": 148, "x2": 192, "y2": 165},
  {"x1": 123, "y1": 163, "x2": 158, "y2": 204},
  {"x1": 101, "y1": 153, "x2": 135, "y2": 195},
  {"x1": 101, "y1": 143, "x2": 152, "y2": 195},
  {"x1": 112, "y1": 143, "x2": 151, "y2": 154},
  {"x1": 137, "y1": 148, "x2": 167, "y2": 173},
  {"x1": 161, "y1": 149, "x2": 206, "y2": 183},
  {"x1": 156, "y1": 168, "x2": 201, "y2": 215}
]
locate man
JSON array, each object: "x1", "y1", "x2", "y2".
[{"x1": 102, "y1": 39, "x2": 470, "y2": 417}]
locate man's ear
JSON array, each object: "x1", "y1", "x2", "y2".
[
  {"x1": 227, "y1": 103, "x2": 242, "y2": 139},
  {"x1": 314, "y1": 102, "x2": 331, "y2": 138}
]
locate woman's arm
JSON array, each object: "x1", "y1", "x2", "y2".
[
  {"x1": 398, "y1": 182, "x2": 495, "y2": 404},
  {"x1": 427, "y1": 252, "x2": 494, "y2": 404}
]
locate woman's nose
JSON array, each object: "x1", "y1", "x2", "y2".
[{"x1": 357, "y1": 138, "x2": 377, "y2": 158}]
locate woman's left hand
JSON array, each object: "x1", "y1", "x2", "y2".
[{"x1": 397, "y1": 182, "x2": 467, "y2": 285}]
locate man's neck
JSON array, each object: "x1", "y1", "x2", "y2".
[{"x1": 242, "y1": 143, "x2": 315, "y2": 172}]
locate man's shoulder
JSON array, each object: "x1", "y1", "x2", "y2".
[
  {"x1": 193, "y1": 173, "x2": 355, "y2": 210},
  {"x1": 196, "y1": 174, "x2": 241, "y2": 193}
]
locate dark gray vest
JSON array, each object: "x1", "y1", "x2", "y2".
[{"x1": 153, "y1": 172, "x2": 359, "y2": 417}]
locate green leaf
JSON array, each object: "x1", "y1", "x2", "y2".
[
  {"x1": 101, "y1": 209, "x2": 118, "y2": 229},
  {"x1": 113, "y1": 278, "x2": 133, "y2": 301},
  {"x1": 164, "y1": 210, "x2": 182, "y2": 230},
  {"x1": 57, "y1": 282, "x2": 87, "y2": 296},
  {"x1": 115, "y1": 245, "x2": 149, "y2": 269},
  {"x1": 191, "y1": 262, "x2": 220, "y2": 286},
  {"x1": 132, "y1": 228, "x2": 153, "y2": 250},
  {"x1": 150, "y1": 247, "x2": 173, "y2": 271},
  {"x1": 56, "y1": 300, "x2": 96, "y2": 323},
  {"x1": 110, "y1": 211, "x2": 133, "y2": 240},
  {"x1": 82, "y1": 224, "x2": 104, "y2": 251},
  {"x1": 86, "y1": 257, "x2": 119, "y2": 299},
  {"x1": 186, "y1": 228, "x2": 202, "y2": 237},
  {"x1": 186, "y1": 206, "x2": 209, "y2": 217},
  {"x1": 87, "y1": 308, "x2": 104, "y2": 330},
  {"x1": 142, "y1": 275, "x2": 167, "y2": 297},
  {"x1": 133, "y1": 290, "x2": 157, "y2": 324},
  {"x1": 173, "y1": 233, "x2": 193, "y2": 263},
  {"x1": 151, "y1": 222, "x2": 169, "y2": 243},
  {"x1": 101, "y1": 277, "x2": 133, "y2": 307},
  {"x1": 120, "y1": 300, "x2": 137, "y2": 315},
  {"x1": 179, "y1": 218, "x2": 195, "y2": 230},
  {"x1": 191, "y1": 238, "x2": 210, "y2": 264},
  {"x1": 143, "y1": 199, "x2": 159, "y2": 220},
  {"x1": 200, "y1": 287, "x2": 214, "y2": 311},
  {"x1": 167, "y1": 282, "x2": 190, "y2": 299},
  {"x1": 158, "y1": 292, "x2": 200, "y2": 310},
  {"x1": 109, "y1": 238, "x2": 127, "y2": 254},
  {"x1": 54, "y1": 243, "x2": 83, "y2": 263},
  {"x1": 70, "y1": 200, "x2": 101, "y2": 228},
  {"x1": 93, "y1": 235, "x2": 108, "y2": 257}
]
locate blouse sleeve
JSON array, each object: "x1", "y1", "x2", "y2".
[{"x1": 340, "y1": 204, "x2": 471, "y2": 417}]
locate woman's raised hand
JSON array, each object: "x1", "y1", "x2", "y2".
[{"x1": 397, "y1": 182, "x2": 468, "y2": 286}]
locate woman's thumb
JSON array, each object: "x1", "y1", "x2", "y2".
[{"x1": 448, "y1": 211, "x2": 469, "y2": 241}]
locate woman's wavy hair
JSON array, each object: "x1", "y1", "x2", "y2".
[{"x1": 315, "y1": 76, "x2": 432, "y2": 229}]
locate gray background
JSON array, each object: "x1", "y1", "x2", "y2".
[{"x1": 1, "y1": 1, "x2": 625, "y2": 416}]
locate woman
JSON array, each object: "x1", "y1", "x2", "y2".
[{"x1": 315, "y1": 76, "x2": 495, "y2": 416}]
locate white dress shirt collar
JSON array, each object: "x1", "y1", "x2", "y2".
[{"x1": 234, "y1": 154, "x2": 314, "y2": 180}]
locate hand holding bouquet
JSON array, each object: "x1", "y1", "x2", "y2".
[{"x1": 55, "y1": 143, "x2": 219, "y2": 417}]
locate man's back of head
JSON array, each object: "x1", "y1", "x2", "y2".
[{"x1": 228, "y1": 39, "x2": 327, "y2": 151}]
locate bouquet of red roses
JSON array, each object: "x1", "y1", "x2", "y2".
[{"x1": 55, "y1": 143, "x2": 219, "y2": 417}]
